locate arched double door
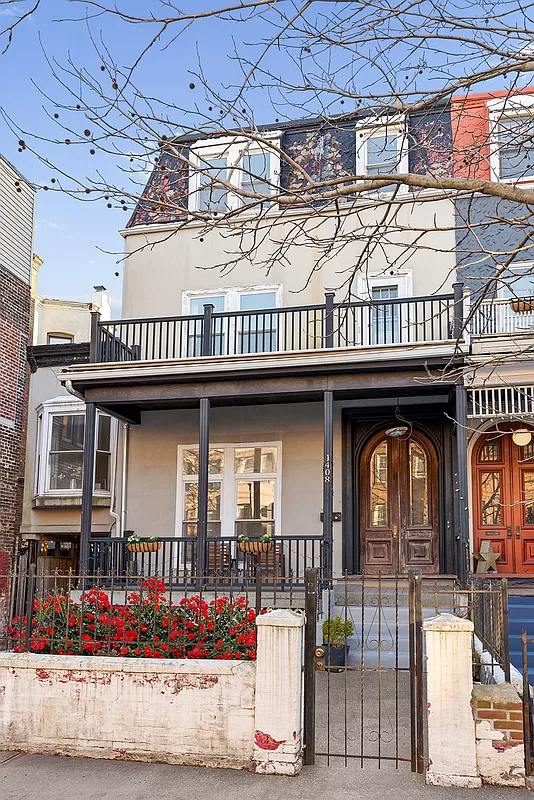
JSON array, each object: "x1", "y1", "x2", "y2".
[
  {"x1": 473, "y1": 424, "x2": 534, "y2": 574},
  {"x1": 360, "y1": 429, "x2": 439, "y2": 576}
]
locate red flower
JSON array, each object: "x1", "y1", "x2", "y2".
[{"x1": 124, "y1": 629, "x2": 138, "y2": 642}]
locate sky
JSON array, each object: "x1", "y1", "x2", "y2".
[{"x1": 0, "y1": 1, "x2": 270, "y2": 316}]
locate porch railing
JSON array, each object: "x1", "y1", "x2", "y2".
[
  {"x1": 87, "y1": 534, "x2": 324, "y2": 585},
  {"x1": 471, "y1": 296, "x2": 534, "y2": 337},
  {"x1": 92, "y1": 288, "x2": 462, "y2": 364}
]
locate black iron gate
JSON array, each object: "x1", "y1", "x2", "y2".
[
  {"x1": 522, "y1": 630, "x2": 534, "y2": 778},
  {"x1": 304, "y1": 569, "x2": 425, "y2": 771}
]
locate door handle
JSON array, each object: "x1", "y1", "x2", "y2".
[
  {"x1": 516, "y1": 525, "x2": 521, "y2": 540},
  {"x1": 507, "y1": 526, "x2": 512, "y2": 539},
  {"x1": 392, "y1": 524, "x2": 398, "y2": 539}
]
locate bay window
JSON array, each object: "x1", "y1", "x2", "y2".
[{"x1": 37, "y1": 398, "x2": 114, "y2": 496}]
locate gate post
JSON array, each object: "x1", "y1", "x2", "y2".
[
  {"x1": 254, "y1": 609, "x2": 305, "y2": 775},
  {"x1": 304, "y1": 568, "x2": 317, "y2": 765},
  {"x1": 424, "y1": 613, "x2": 481, "y2": 787}
]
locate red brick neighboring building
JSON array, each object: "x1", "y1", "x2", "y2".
[{"x1": 0, "y1": 154, "x2": 36, "y2": 579}]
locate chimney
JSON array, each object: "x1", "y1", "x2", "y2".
[{"x1": 92, "y1": 285, "x2": 112, "y2": 321}]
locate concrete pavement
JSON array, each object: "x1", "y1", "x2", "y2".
[{"x1": 0, "y1": 751, "x2": 529, "y2": 800}]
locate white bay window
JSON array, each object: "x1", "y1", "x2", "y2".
[{"x1": 36, "y1": 398, "x2": 114, "y2": 496}]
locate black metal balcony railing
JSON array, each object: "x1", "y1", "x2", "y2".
[
  {"x1": 88, "y1": 535, "x2": 324, "y2": 585},
  {"x1": 92, "y1": 287, "x2": 464, "y2": 364}
]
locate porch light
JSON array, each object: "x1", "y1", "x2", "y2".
[
  {"x1": 512, "y1": 428, "x2": 532, "y2": 446},
  {"x1": 385, "y1": 425, "x2": 410, "y2": 438}
]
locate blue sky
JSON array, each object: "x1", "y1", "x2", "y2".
[{"x1": 0, "y1": 1, "x2": 269, "y2": 316}]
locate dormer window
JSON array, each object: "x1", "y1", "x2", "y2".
[
  {"x1": 488, "y1": 96, "x2": 534, "y2": 183},
  {"x1": 356, "y1": 120, "x2": 408, "y2": 193},
  {"x1": 189, "y1": 135, "x2": 279, "y2": 215}
]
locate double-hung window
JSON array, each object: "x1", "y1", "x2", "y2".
[
  {"x1": 356, "y1": 121, "x2": 407, "y2": 193},
  {"x1": 37, "y1": 398, "x2": 114, "y2": 496},
  {"x1": 197, "y1": 157, "x2": 229, "y2": 213},
  {"x1": 177, "y1": 443, "x2": 281, "y2": 540},
  {"x1": 355, "y1": 272, "x2": 412, "y2": 346},
  {"x1": 495, "y1": 117, "x2": 534, "y2": 181},
  {"x1": 240, "y1": 152, "x2": 272, "y2": 205},
  {"x1": 184, "y1": 285, "x2": 281, "y2": 355}
]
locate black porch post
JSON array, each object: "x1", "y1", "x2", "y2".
[
  {"x1": 197, "y1": 397, "x2": 210, "y2": 576},
  {"x1": 80, "y1": 402, "x2": 97, "y2": 573},
  {"x1": 455, "y1": 384, "x2": 469, "y2": 585},
  {"x1": 323, "y1": 390, "x2": 334, "y2": 579}
]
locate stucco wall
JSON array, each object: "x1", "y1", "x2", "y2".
[
  {"x1": 124, "y1": 401, "x2": 347, "y2": 565},
  {"x1": 0, "y1": 653, "x2": 256, "y2": 768},
  {"x1": 121, "y1": 199, "x2": 456, "y2": 319}
]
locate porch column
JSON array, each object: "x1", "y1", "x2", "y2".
[
  {"x1": 323, "y1": 390, "x2": 334, "y2": 579},
  {"x1": 79, "y1": 402, "x2": 97, "y2": 572},
  {"x1": 197, "y1": 397, "x2": 210, "y2": 576},
  {"x1": 455, "y1": 384, "x2": 469, "y2": 584}
]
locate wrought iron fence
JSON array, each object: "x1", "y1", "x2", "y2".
[
  {"x1": 522, "y1": 630, "x2": 534, "y2": 778},
  {"x1": 1, "y1": 567, "x2": 299, "y2": 661},
  {"x1": 87, "y1": 534, "x2": 323, "y2": 586},
  {"x1": 94, "y1": 290, "x2": 460, "y2": 364}
]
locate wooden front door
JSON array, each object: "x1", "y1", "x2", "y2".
[
  {"x1": 473, "y1": 425, "x2": 534, "y2": 575},
  {"x1": 360, "y1": 430, "x2": 439, "y2": 576}
]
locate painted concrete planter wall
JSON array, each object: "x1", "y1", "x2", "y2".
[{"x1": 0, "y1": 609, "x2": 304, "y2": 774}]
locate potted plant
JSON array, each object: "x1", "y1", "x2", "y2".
[
  {"x1": 237, "y1": 533, "x2": 273, "y2": 554},
  {"x1": 322, "y1": 616, "x2": 355, "y2": 672},
  {"x1": 509, "y1": 297, "x2": 534, "y2": 313},
  {"x1": 126, "y1": 534, "x2": 161, "y2": 553}
]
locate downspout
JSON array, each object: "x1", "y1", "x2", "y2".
[
  {"x1": 108, "y1": 428, "x2": 121, "y2": 536},
  {"x1": 120, "y1": 423, "x2": 129, "y2": 537}
]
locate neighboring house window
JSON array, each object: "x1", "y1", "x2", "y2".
[
  {"x1": 498, "y1": 263, "x2": 534, "y2": 299},
  {"x1": 37, "y1": 398, "x2": 114, "y2": 495},
  {"x1": 189, "y1": 137, "x2": 280, "y2": 214},
  {"x1": 356, "y1": 122, "x2": 408, "y2": 192},
  {"x1": 47, "y1": 333, "x2": 74, "y2": 345},
  {"x1": 496, "y1": 117, "x2": 534, "y2": 181},
  {"x1": 177, "y1": 442, "x2": 281, "y2": 540},
  {"x1": 183, "y1": 285, "x2": 281, "y2": 355}
]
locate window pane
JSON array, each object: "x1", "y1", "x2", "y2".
[
  {"x1": 499, "y1": 268, "x2": 534, "y2": 299},
  {"x1": 198, "y1": 157, "x2": 228, "y2": 211},
  {"x1": 480, "y1": 472, "x2": 502, "y2": 525},
  {"x1": 94, "y1": 451, "x2": 110, "y2": 491},
  {"x1": 182, "y1": 449, "x2": 224, "y2": 475},
  {"x1": 371, "y1": 286, "x2": 399, "y2": 345},
  {"x1": 235, "y1": 520, "x2": 275, "y2": 538},
  {"x1": 480, "y1": 439, "x2": 501, "y2": 462},
  {"x1": 234, "y1": 447, "x2": 277, "y2": 474},
  {"x1": 236, "y1": 479, "x2": 275, "y2": 520},
  {"x1": 366, "y1": 135, "x2": 399, "y2": 172},
  {"x1": 523, "y1": 472, "x2": 534, "y2": 524},
  {"x1": 51, "y1": 414, "x2": 85, "y2": 451},
  {"x1": 370, "y1": 440, "x2": 388, "y2": 526},
  {"x1": 521, "y1": 442, "x2": 534, "y2": 462},
  {"x1": 498, "y1": 118, "x2": 534, "y2": 179},
  {"x1": 183, "y1": 482, "x2": 221, "y2": 521},
  {"x1": 47, "y1": 334, "x2": 74, "y2": 345},
  {"x1": 410, "y1": 442, "x2": 428, "y2": 525},
  {"x1": 97, "y1": 415, "x2": 111, "y2": 452},
  {"x1": 182, "y1": 522, "x2": 221, "y2": 538},
  {"x1": 49, "y1": 452, "x2": 83, "y2": 490},
  {"x1": 241, "y1": 153, "x2": 271, "y2": 204},
  {"x1": 239, "y1": 291, "x2": 277, "y2": 311},
  {"x1": 189, "y1": 295, "x2": 225, "y2": 315}
]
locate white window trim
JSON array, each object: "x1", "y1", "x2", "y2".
[
  {"x1": 355, "y1": 118, "x2": 409, "y2": 195},
  {"x1": 175, "y1": 441, "x2": 282, "y2": 540},
  {"x1": 182, "y1": 284, "x2": 283, "y2": 315},
  {"x1": 188, "y1": 133, "x2": 281, "y2": 215},
  {"x1": 36, "y1": 396, "x2": 115, "y2": 497},
  {"x1": 488, "y1": 96, "x2": 534, "y2": 184},
  {"x1": 496, "y1": 260, "x2": 534, "y2": 300},
  {"x1": 355, "y1": 270, "x2": 413, "y2": 301}
]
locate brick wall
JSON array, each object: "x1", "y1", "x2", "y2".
[
  {"x1": 472, "y1": 683, "x2": 526, "y2": 787},
  {"x1": 0, "y1": 263, "x2": 32, "y2": 577}
]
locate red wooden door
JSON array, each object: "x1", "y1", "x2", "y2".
[
  {"x1": 360, "y1": 430, "x2": 439, "y2": 576},
  {"x1": 473, "y1": 425, "x2": 534, "y2": 574}
]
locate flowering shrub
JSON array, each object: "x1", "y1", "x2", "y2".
[{"x1": 8, "y1": 579, "x2": 259, "y2": 660}]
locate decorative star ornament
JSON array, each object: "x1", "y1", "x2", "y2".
[{"x1": 474, "y1": 540, "x2": 501, "y2": 573}]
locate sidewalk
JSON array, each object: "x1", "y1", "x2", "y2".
[{"x1": 1, "y1": 752, "x2": 529, "y2": 800}]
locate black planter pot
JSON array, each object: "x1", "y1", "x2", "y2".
[{"x1": 323, "y1": 643, "x2": 350, "y2": 673}]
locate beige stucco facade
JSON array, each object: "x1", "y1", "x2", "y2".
[{"x1": 120, "y1": 198, "x2": 457, "y2": 319}]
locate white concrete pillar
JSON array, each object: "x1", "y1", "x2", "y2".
[
  {"x1": 423, "y1": 613, "x2": 481, "y2": 788},
  {"x1": 254, "y1": 609, "x2": 305, "y2": 775}
]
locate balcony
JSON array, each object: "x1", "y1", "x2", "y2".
[
  {"x1": 471, "y1": 296, "x2": 534, "y2": 337},
  {"x1": 92, "y1": 289, "x2": 464, "y2": 366}
]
